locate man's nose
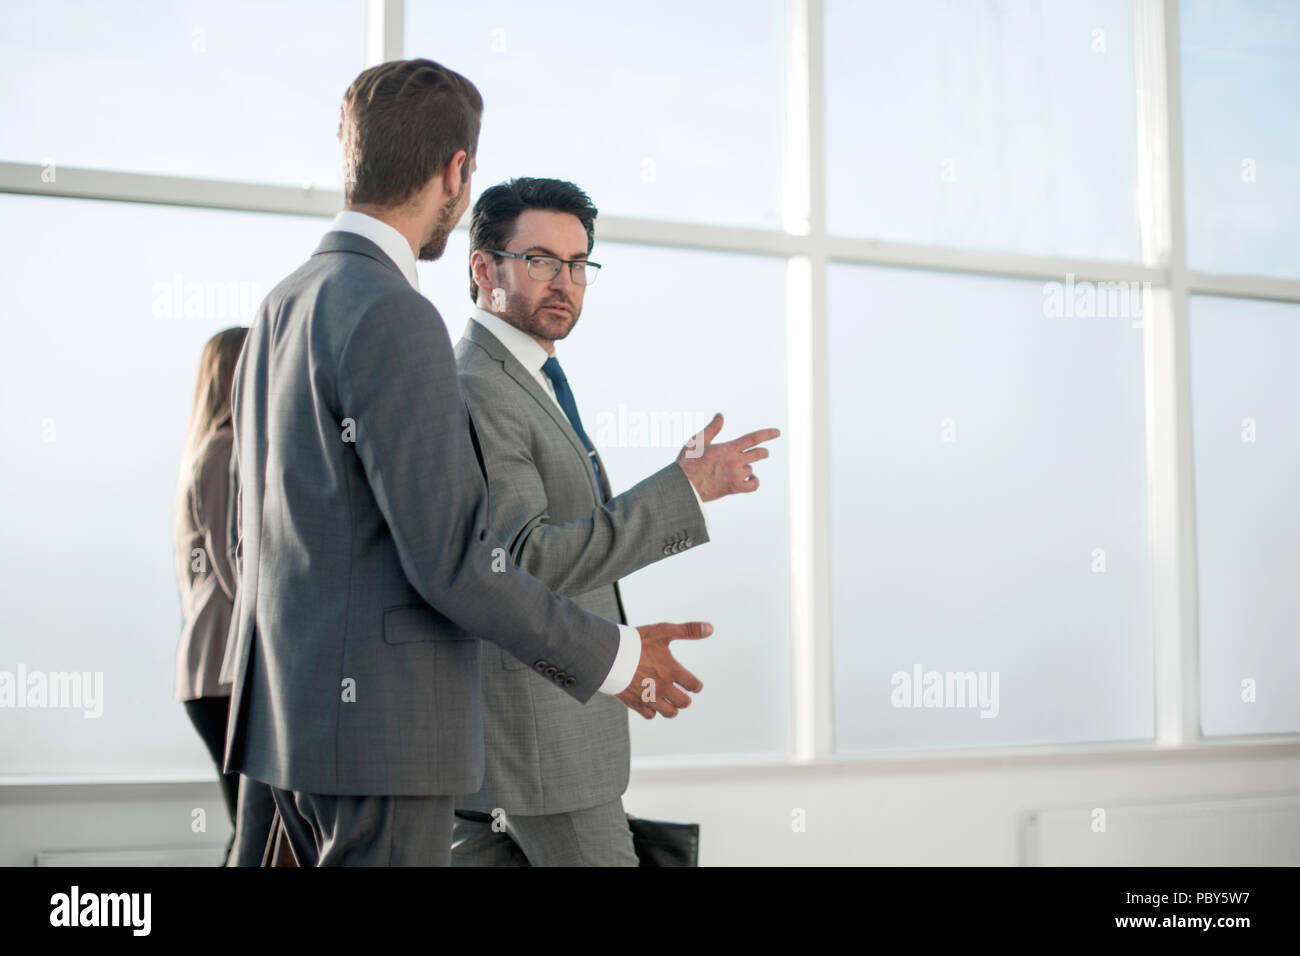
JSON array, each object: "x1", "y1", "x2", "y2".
[{"x1": 549, "y1": 265, "x2": 575, "y2": 293}]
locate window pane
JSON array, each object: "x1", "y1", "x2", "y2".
[
  {"x1": 421, "y1": 244, "x2": 791, "y2": 757},
  {"x1": 829, "y1": 264, "x2": 1152, "y2": 751},
  {"x1": 0, "y1": 0, "x2": 364, "y2": 188},
  {"x1": 1181, "y1": 0, "x2": 1300, "y2": 279},
  {"x1": 825, "y1": 0, "x2": 1139, "y2": 261},
  {"x1": 0, "y1": 194, "x2": 329, "y2": 775},
  {"x1": 405, "y1": 0, "x2": 786, "y2": 229},
  {"x1": 1190, "y1": 296, "x2": 1300, "y2": 735}
]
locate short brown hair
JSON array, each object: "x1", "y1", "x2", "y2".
[{"x1": 338, "y1": 58, "x2": 483, "y2": 208}]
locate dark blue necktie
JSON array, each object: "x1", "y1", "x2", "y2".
[{"x1": 541, "y1": 356, "x2": 604, "y2": 499}]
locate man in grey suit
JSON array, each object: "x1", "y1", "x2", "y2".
[
  {"x1": 221, "y1": 59, "x2": 711, "y2": 867},
  {"x1": 451, "y1": 178, "x2": 780, "y2": 865}
]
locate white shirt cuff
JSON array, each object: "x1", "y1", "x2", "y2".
[
  {"x1": 597, "y1": 623, "x2": 641, "y2": 695},
  {"x1": 688, "y1": 478, "x2": 710, "y2": 534}
]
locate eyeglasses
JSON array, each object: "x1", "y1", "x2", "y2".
[{"x1": 485, "y1": 249, "x2": 601, "y2": 286}]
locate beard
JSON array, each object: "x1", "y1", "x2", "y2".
[
  {"x1": 417, "y1": 189, "x2": 463, "y2": 261},
  {"x1": 500, "y1": 292, "x2": 581, "y2": 344}
]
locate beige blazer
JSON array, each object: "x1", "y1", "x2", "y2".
[{"x1": 173, "y1": 426, "x2": 237, "y2": 700}]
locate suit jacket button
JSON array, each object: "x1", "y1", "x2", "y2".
[
  {"x1": 544, "y1": 666, "x2": 558, "y2": 678},
  {"x1": 553, "y1": 671, "x2": 567, "y2": 683},
  {"x1": 662, "y1": 545, "x2": 672, "y2": 556},
  {"x1": 684, "y1": 537, "x2": 693, "y2": 547},
  {"x1": 564, "y1": 677, "x2": 576, "y2": 687},
  {"x1": 534, "y1": 660, "x2": 549, "y2": 672}
]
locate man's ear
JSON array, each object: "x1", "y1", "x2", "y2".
[
  {"x1": 443, "y1": 149, "x2": 469, "y2": 196},
  {"x1": 470, "y1": 250, "x2": 492, "y2": 297}
]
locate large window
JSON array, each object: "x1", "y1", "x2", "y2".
[
  {"x1": 0, "y1": 193, "x2": 328, "y2": 774},
  {"x1": 1, "y1": 1, "x2": 1296, "y2": 780},
  {"x1": 829, "y1": 265, "x2": 1151, "y2": 751},
  {"x1": 405, "y1": 0, "x2": 787, "y2": 229},
  {"x1": 0, "y1": 0, "x2": 365, "y2": 189},
  {"x1": 825, "y1": 0, "x2": 1140, "y2": 260},
  {"x1": 1190, "y1": 296, "x2": 1300, "y2": 736}
]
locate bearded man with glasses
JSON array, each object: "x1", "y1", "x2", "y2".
[{"x1": 451, "y1": 177, "x2": 780, "y2": 866}]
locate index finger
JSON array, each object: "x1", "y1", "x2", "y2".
[{"x1": 731, "y1": 427, "x2": 781, "y2": 451}]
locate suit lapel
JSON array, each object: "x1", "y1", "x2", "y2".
[{"x1": 464, "y1": 320, "x2": 604, "y2": 501}]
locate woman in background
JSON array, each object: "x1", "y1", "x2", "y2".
[{"x1": 173, "y1": 326, "x2": 247, "y2": 866}]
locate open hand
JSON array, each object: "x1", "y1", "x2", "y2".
[{"x1": 617, "y1": 621, "x2": 712, "y2": 719}]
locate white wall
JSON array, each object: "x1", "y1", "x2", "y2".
[
  {"x1": 3, "y1": 743, "x2": 1297, "y2": 866},
  {"x1": 622, "y1": 744, "x2": 1300, "y2": 866}
]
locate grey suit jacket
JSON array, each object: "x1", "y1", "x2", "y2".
[
  {"x1": 173, "y1": 427, "x2": 237, "y2": 701},
  {"x1": 454, "y1": 319, "x2": 709, "y2": 814},
  {"x1": 221, "y1": 230, "x2": 624, "y2": 796}
]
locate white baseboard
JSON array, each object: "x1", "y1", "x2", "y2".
[{"x1": 35, "y1": 846, "x2": 225, "y2": 867}]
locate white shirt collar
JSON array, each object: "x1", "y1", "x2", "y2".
[
  {"x1": 328, "y1": 210, "x2": 420, "y2": 290},
  {"x1": 470, "y1": 305, "x2": 554, "y2": 375}
]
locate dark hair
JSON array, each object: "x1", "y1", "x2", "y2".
[
  {"x1": 339, "y1": 58, "x2": 482, "y2": 208},
  {"x1": 468, "y1": 178, "x2": 598, "y2": 303}
]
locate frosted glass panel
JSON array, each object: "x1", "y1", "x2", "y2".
[
  {"x1": 0, "y1": 194, "x2": 330, "y2": 775},
  {"x1": 829, "y1": 265, "x2": 1151, "y2": 751},
  {"x1": 405, "y1": 0, "x2": 785, "y2": 229},
  {"x1": 426, "y1": 245, "x2": 791, "y2": 756},
  {"x1": 1182, "y1": 0, "x2": 1300, "y2": 279},
  {"x1": 0, "y1": 0, "x2": 365, "y2": 188},
  {"x1": 825, "y1": 0, "x2": 1139, "y2": 260},
  {"x1": 1190, "y1": 296, "x2": 1300, "y2": 735}
]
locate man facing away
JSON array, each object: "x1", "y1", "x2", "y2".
[
  {"x1": 222, "y1": 60, "x2": 711, "y2": 867},
  {"x1": 451, "y1": 178, "x2": 780, "y2": 865}
]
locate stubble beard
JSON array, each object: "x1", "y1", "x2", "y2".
[
  {"x1": 417, "y1": 190, "x2": 463, "y2": 261},
  {"x1": 502, "y1": 294, "x2": 580, "y2": 345}
]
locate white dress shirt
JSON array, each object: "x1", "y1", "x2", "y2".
[
  {"x1": 328, "y1": 210, "x2": 420, "y2": 289},
  {"x1": 326, "y1": 212, "x2": 639, "y2": 696}
]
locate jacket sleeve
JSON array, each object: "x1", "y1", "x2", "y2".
[
  {"x1": 193, "y1": 434, "x2": 238, "y2": 603},
  {"x1": 335, "y1": 290, "x2": 622, "y2": 703},
  {"x1": 460, "y1": 373, "x2": 709, "y2": 597}
]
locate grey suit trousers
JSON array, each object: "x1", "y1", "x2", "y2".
[
  {"x1": 270, "y1": 787, "x2": 456, "y2": 866},
  {"x1": 228, "y1": 774, "x2": 276, "y2": 867},
  {"x1": 451, "y1": 799, "x2": 637, "y2": 867}
]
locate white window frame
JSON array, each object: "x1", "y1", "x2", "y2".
[{"x1": 2, "y1": 0, "x2": 1297, "y2": 776}]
